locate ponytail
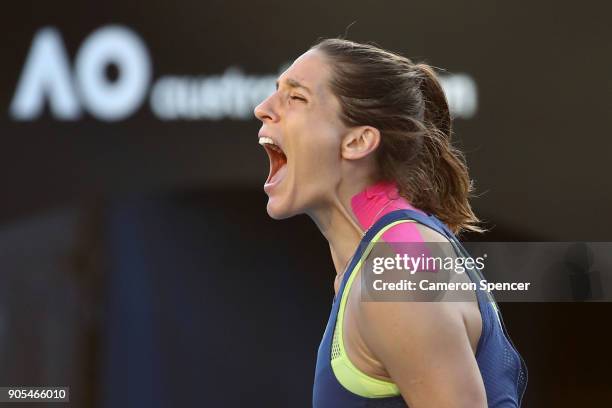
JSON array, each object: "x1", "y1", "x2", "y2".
[
  {"x1": 415, "y1": 64, "x2": 451, "y2": 135},
  {"x1": 412, "y1": 63, "x2": 483, "y2": 234}
]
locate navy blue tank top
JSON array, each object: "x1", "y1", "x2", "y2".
[{"x1": 313, "y1": 209, "x2": 528, "y2": 407}]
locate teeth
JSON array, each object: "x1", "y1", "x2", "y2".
[
  {"x1": 259, "y1": 137, "x2": 284, "y2": 154},
  {"x1": 258, "y1": 137, "x2": 275, "y2": 146}
]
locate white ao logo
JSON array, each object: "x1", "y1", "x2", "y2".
[
  {"x1": 10, "y1": 26, "x2": 478, "y2": 122},
  {"x1": 10, "y1": 25, "x2": 151, "y2": 121}
]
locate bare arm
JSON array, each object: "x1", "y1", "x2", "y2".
[{"x1": 358, "y1": 298, "x2": 487, "y2": 407}]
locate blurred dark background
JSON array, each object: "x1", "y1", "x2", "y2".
[{"x1": 0, "y1": 0, "x2": 610, "y2": 406}]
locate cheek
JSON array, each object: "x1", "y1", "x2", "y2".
[
  {"x1": 296, "y1": 127, "x2": 341, "y2": 174},
  {"x1": 314, "y1": 144, "x2": 341, "y2": 175}
]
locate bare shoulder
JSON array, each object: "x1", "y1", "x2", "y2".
[
  {"x1": 359, "y1": 221, "x2": 482, "y2": 348},
  {"x1": 350, "y1": 222, "x2": 486, "y2": 406}
]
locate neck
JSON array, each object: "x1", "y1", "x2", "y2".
[
  {"x1": 306, "y1": 180, "x2": 375, "y2": 277},
  {"x1": 308, "y1": 197, "x2": 364, "y2": 277},
  {"x1": 307, "y1": 179, "x2": 417, "y2": 285}
]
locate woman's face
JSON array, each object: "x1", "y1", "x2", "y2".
[{"x1": 254, "y1": 49, "x2": 348, "y2": 219}]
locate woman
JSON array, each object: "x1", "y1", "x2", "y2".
[{"x1": 254, "y1": 38, "x2": 527, "y2": 407}]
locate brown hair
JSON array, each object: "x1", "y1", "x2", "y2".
[{"x1": 311, "y1": 38, "x2": 483, "y2": 234}]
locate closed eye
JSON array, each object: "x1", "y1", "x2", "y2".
[{"x1": 290, "y1": 95, "x2": 307, "y2": 102}]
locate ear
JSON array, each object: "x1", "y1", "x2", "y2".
[{"x1": 341, "y1": 126, "x2": 381, "y2": 160}]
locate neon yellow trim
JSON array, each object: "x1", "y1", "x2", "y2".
[{"x1": 331, "y1": 220, "x2": 416, "y2": 398}]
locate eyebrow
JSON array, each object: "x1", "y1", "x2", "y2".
[{"x1": 275, "y1": 77, "x2": 312, "y2": 95}]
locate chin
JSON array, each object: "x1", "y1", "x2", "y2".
[
  {"x1": 266, "y1": 200, "x2": 290, "y2": 220},
  {"x1": 265, "y1": 196, "x2": 300, "y2": 220}
]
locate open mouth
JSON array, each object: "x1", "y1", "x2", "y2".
[{"x1": 259, "y1": 136, "x2": 287, "y2": 188}]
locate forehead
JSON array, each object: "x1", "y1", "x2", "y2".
[{"x1": 278, "y1": 49, "x2": 332, "y2": 97}]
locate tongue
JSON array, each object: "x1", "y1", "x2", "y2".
[{"x1": 270, "y1": 162, "x2": 287, "y2": 184}]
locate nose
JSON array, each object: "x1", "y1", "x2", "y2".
[{"x1": 254, "y1": 94, "x2": 279, "y2": 123}]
